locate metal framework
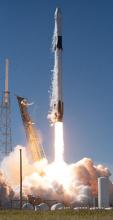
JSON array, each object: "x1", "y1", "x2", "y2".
[
  {"x1": 17, "y1": 96, "x2": 46, "y2": 162},
  {"x1": 0, "y1": 92, "x2": 12, "y2": 157},
  {"x1": 0, "y1": 59, "x2": 12, "y2": 159}
]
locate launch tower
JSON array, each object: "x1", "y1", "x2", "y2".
[{"x1": 0, "y1": 59, "x2": 12, "y2": 159}]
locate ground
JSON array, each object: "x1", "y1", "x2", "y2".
[{"x1": 0, "y1": 210, "x2": 113, "y2": 220}]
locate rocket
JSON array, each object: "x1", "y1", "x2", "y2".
[{"x1": 52, "y1": 7, "x2": 64, "y2": 122}]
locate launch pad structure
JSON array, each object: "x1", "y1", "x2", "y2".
[
  {"x1": 0, "y1": 58, "x2": 46, "y2": 162},
  {"x1": 17, "y1": 96, "x2": 46, "y2": 162},
  {"x1": 0, "y1": 59, "x2": 12, "y2": 159}
]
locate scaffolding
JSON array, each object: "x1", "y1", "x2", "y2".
[
  {"x1": 17, "y1": 96, "x2": 46, "y2": 162},
  {"x1": 0, "y1": 59, "x2": 12, "y2": 159}
]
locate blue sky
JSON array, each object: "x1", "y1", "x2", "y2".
[{"x1": 0, "y1": 0, "x2": 113, "y2": 174}]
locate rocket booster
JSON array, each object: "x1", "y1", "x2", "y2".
[{"x1": 52, "y1": 8, "x2": 64, "y2": 122}]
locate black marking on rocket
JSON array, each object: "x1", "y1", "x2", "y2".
[
  {"x1": 55, "y1": 36, "x2": 62, "y2": 50},
  {"x1": 54, "y1": 100, "x2": 64, "y2": 122}
]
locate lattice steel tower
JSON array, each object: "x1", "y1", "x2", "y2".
[{"x1": 0, "y1": 59, "x2": 12, "y2": 159}]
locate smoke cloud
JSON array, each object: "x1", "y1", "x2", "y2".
[{"x1": 0, "y1": 145, "x2": 113, "y2": 207}]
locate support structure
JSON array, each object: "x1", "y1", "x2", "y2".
[
  {"x1": 17, "y1": 96, "x2": 46, "y2": 162},
  {"x1": 0, "y1": 59, "x2": 12, "y2": 159}
]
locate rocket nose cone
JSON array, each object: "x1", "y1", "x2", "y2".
[{"x1": 54, "y1": 7, "x2": 62, "y2": 20}]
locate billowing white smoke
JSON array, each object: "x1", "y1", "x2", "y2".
[
  {"x1": 0, "y1": 170, "x2": 14, "y2": 207},
  {"x1": 0, "y1": 145, "x2": 113, "y2": 206}
]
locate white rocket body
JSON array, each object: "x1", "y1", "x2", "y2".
[{"x1": 52, "y1": 8, "x2": 63, "y2": 122}]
